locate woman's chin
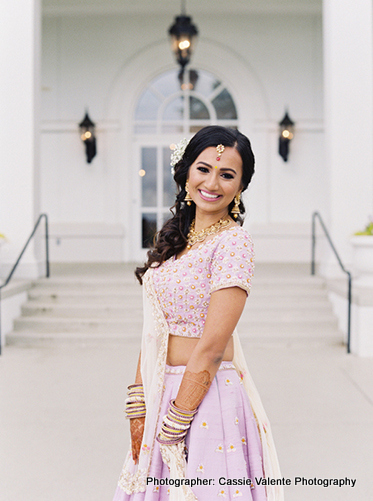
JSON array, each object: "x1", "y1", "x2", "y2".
[{"x1": 194, "y1": 205, "x2": 230, "y2": 218}]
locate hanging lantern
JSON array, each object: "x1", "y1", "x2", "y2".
[
  {"x1": 278, "y1": 111, "x2": 295, "y2": 162},
  {"x1": 79, "y1": 111, "x2": 97, "y2": 163},
  {"x1": 178, "y1": 68, "x2": 199, "y2": 90},
  {"x1": 169, "y1": 1, "x2": 198, "y2": 71}
]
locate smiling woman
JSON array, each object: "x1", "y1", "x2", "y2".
[
  {"x1": 113, "y1": 126, "x2": 283, "y2": 501},
  {"x1": 187, "y1": 146, "x2": 243, "y2": 226}
]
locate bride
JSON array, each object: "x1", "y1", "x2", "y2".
[{"x1": 113, "y1": 125, "x2": 283, "y2": 501}]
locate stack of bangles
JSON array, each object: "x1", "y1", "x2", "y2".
[
  {"x1": 157, "y1": 400, "x2": 198, "y2": 446},
  {"x1": 125, "y1": 383, "x2": 146, "y2": 419}
]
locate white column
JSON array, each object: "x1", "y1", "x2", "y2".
[
  {"x1": 323, "y1": 0, "x2": 373, "y2": 270},
  {"x1": 0, "y1": 0, "x2": 42, "y2": 279},
  {"x1": 324, "y1": 0, "x2": 373, "y2": 356}
]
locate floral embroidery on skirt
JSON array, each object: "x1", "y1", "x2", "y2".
[{"x1": 113, "y1": 363, "x2": 267, "y2": 501}]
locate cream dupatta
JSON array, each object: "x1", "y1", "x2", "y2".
[
  {"x1": 118, "y1": 268, "x2": 284, "y2": 501},
  {"x1": 232, "y1": 332, "x2": 284, "y2": 501},
  {"x1": 118, "y1": 268, "x2": 169, "y2": 494}
]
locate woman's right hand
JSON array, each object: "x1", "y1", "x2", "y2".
[{"x1": 130, "y1": 416, "x2": 145, "y2": 464}]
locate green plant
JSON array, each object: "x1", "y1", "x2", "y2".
[{"x1": 355, "y1": 218, "x2": 373, "y2": 236}]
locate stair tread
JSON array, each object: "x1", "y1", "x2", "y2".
[
  {"x1": 7, "y1": 325, "x2": 342, "y2": 342},
  {"x1": 14, "y1": 317, "x2": 338, "y2": 331},
  {"x1": 7, "y1": 267, "x2": 343, "y2": 346},
  {"x1": 15, "y1": 316, "x2": 142, "y2": 323},
  {"x1": 32, "y1": 276, "x2": 325, "y2": 287},
  {"x1": 22, "y1": 300, "x2": 332, "y2": 309}
]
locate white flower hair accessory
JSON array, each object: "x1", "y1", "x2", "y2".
[{"x1": 170, "y1": 137, "x2": 190, "y2": 174}]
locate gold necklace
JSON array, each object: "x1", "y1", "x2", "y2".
[{"x1": 186, "y1": 217, "x2": 231, "y2": 249}]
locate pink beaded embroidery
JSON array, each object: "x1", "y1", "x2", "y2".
[{"x1": 153, "y1": 226, "x2": 254, "y2": 338}]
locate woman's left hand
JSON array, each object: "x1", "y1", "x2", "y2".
[{"x1": 130, "y1": 416, "x2": 145, "y2": 464}]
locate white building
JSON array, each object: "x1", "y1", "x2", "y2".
[{"x1": 1, "y1": 0, "x2": 372, "y2": 354}]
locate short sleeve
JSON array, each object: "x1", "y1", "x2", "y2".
[{"x1": 209, "y1": 228, "x2": 255, "y2": 295}]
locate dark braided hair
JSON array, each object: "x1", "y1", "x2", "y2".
[{"x1": 135, "y1": 125, "x2": 255, "y2": 284}]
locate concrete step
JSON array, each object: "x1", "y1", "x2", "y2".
[
  {"x1": 253, "y1": 275, "x2": 325, "y2": 285},
  {"x1": 5, "y1": 330, "x2": 139, "y2": 345},
  {"x1": 28, "y1": 289, "x2": 142, "y2": 303},
  {"x1": 28, "y1": 287, "x2": 327, "y2": 305},
  {"x1": 237, "y1": 321, "x2": 341, "y2": 338},
  {"x1": 239, "y1": 316, "x2": 338, "y2": 331},
  {"x1": 32, "y1": 276, "x2": 140, "y2": 289},
  {"x1": 240, "y1": 309, "x2": 336, "y2": 323},
  {"x1": 7, "y1": 264, "x2": 342, "y2": 346},
  {"x1": 246, "y1": 297, "x2": 331, "y2": 309},
  {"x1": 29, "y1": 282, "x2": 327, "y2": 298},
  {"x1": 32, "y1": 275, "x2": 324, "y2": 290},
  {"x1": 13, "y1": 316, "x2": 142, "y2": 333},
  {"x1": 14, "y1": 308, "x2": 337, "y2": 332},
  {"x1": 6, "y1": 322, "x2": 342, "y2": 346},
  {"x1": 250, "y1": 285, "x2": 328, "y2": 297},
  {"x1": 250, "y1": 285, "x2": 327, "y2": 297},
  {"x1": 20, "y1": 301, "x2": 333, "y2": 319},
  {"x1": 21, "y1": 303, "x2": 143, "y2": 318}
]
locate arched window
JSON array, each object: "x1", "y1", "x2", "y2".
[{"x1": 133, "y1": 69, "x2": 238, "y2": 249}]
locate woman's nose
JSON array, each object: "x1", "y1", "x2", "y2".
[{"x1": 204, "y1": 172, "x2": 220, "y2": 191}]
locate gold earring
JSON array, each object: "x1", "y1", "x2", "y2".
[
  {"x1": 231, "y1": 193, "x2": 241, "y2": 218},
  {"x1": 184, "y1": 181, "x2": 193, "y2": 206}
]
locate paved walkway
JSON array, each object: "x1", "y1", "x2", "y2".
[{"x1": 0, "y1": 265, "x2": 372, "y2": 500}]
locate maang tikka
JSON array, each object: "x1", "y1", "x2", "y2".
[
  {"x1": 231, "y1": 193, "x2": 241, "y2": 218},
  {"x1": 184, "y1": 181, "x2": 193, "y2": 206},
  {"x1": 216, "y1": 144, "x2": 225, "y2": 161}
]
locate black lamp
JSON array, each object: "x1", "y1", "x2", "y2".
[
  {"x1": 169, "y1": 0, "x2": 198, "y2": 72},
  {"x1": 278, "y1": 111, "x2": 295, "y2": 162},
  {"x1": 79, "y1": 111, "x2": 97, "y2": 163},
  {"x1": 178, "y1": 68, "x2": 199, "y2": 90}
]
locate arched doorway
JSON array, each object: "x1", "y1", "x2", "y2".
[{"x1": 132, "y1": 68, "x2": 239, "y2": 254}]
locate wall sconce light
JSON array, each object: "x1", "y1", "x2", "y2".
[
  {"x1": 79, "y1": 111, "x2": 97, "y2": 163},
  {"x1": 278, "y1": 111, "x2": 295, "y2": 162},
  {"x1": 169, "y1": 0, "x2": 198, "y2": 74}
]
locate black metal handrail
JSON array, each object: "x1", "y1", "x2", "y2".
[
  {"x1": 311, "y1": 211, "x2": 352, "y2": 353},
  {"x1": 0, "y1": 213, "x2": 50, "y2": 354}
]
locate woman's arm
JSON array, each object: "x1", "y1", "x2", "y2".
[
  {"x1": 174, "y1": 286, "x2": 247, "y2": 411},
  {"x1": 134, "y1": 351, "x2": 142, "y2": 384},
  {"x1": 130, "y1": 351, "x2": 145, "y2": 464}
]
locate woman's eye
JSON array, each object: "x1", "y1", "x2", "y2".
[
  {"x1": 197, "y1": 167, "x2": 209, "y2": 173},
  {"x1": 222, "y1": 173, "x2": 234, "y2": 179}
]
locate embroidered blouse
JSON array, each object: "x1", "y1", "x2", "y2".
[{"x1": 152, "y1": 225, "x2": 254, "y2": 338}]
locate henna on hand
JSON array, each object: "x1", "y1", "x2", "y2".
[
  {"x1": 174, "y1": 369, "x2": 212, "y2": 411},
  {"x1": 130, "y1": 416, "x2": 145, "y2": 464}
]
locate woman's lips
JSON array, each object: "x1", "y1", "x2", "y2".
[{"x1": 198, "y1": 189, "x2": 222, "y2": 202}]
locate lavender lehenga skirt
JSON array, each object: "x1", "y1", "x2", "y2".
[{"x1": 113, "y1": 362, "x2": 267, "y2": 501}]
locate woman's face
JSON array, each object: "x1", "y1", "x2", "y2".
[{"x1": 187, "y1": 146, "x2": 243, "y2": 219}]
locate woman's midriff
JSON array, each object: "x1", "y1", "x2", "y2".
[{"x1": 166, "y1": 334, "x2": 234, "y2": 366}]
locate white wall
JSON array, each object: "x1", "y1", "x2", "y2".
[
  {"x1": 0, "y1": 0, "x2": 43, "y2": 278},
  {"x1": 40, "y1": 11, "x2": 325, "y2": 262}
]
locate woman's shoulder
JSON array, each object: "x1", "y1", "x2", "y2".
[
  {"x1": 215, "y1": 223, "x2": 253, "y2": 247},
  {"x1": 209, "y1": 224, "x2": 254, "y2": 263},
  {"x1": 210, "y1": 224, "x2": 255, "y2": 295}
]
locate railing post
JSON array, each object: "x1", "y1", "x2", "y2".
[
  {"x1": 0, "y1": 213, "x2": 50, "y2": 355},
  {"x1": 347, "y1": 273, "x2": 352, "y2": 354},
  {"x1": 312, "y1": 211, "x2": 352, "y2": 354},
  {"x1": 44, "y1": 214, "x2": 50, "y2": 278},
  {"x1": 311, "y1": 212, "x2": 316, "y2": 275}
]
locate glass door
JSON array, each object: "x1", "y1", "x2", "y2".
[
  {"x1": 138, "y1": 144, "x2": 176, "y2": 250},
  {"x1": 132, "y1": 68, "x2": 239, "y2": 259}
]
